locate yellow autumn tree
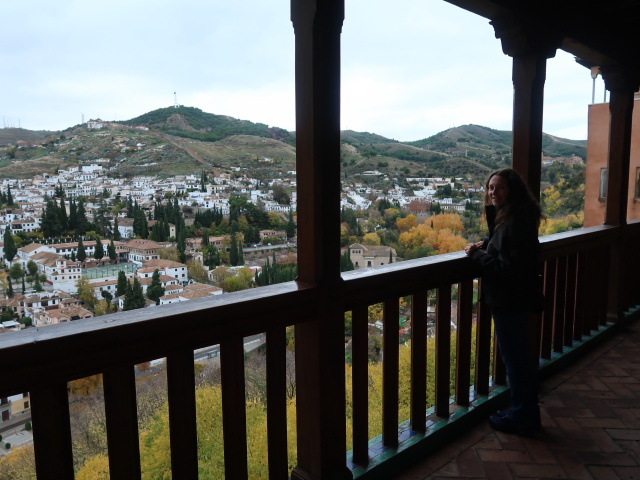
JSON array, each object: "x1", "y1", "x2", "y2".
[
  {"x1": 396, "y1": 214, "x2": 417, "y2": 233},
  {"x1": 399, "y1": 224, "x2": 467, "y2": 256},
  {"x1": 77, "y1": 454, "x2": 110, "y2": 480},
  {"x1": 539, "y1": 212, "x2": 584, "y2": 236},
  {"x1": 361, "y1": 232, "x2": 381, "y2": 246},
  {"x1": 0, "y1": 445, "x2": 36, "y2": 480},
  {"x1": 430, "y1": 213, "x2": 464, "y2": 232}
]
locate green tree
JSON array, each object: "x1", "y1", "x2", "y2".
[
  {"x1": 6, "y1": 278, "x2": 13, "y2": 298},
  {"x1": 146, "y1": 269, "x2": 165, "y2": 305},
  {"x1": 113, "y1": 218, "x2": 121, "y2": 241},
  {"x1": 124, "y1": 277, "x2": 145, "y2": 311},
  {"x1": 59, "y1": 197, "x2": 68, "y2": 231},
  {"x1": 8, "y1": 263, "x2": 23, "y2": 281},
  {"x1": 94, "y1": 236, "x2": 104, "y2": 260},
  {"x1": 75, "y1": 198, "x2": 89, "y2": 235},
  {"x1": 3, "y1": 226, "x2": 16, "y2": 264},
  {"x1": 41, "y1": 199, "x2": 63, "y2": 237},
  {"x1": 340, "y1": 248, "x2": 354, "y2": 272},
  {"x1": 27, "y1": 260, "x2": 38, "y2": 278},
  {"x1": 116, "y1": 271, "x2": 128, "y2": 297},
  {"x1": 77, "y1": 238, "x2": 87, "y2": 263},
  {"x1": 107, "y1": 239, "x2": 117, "y2": 262},
  {"x1": 285, "y1": 209, "x2": 296, "y2": 239},
  {"x1": 76, "y1": 276, "x2": 98, "y2": 309}
]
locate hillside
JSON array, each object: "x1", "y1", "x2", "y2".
[
  {"x1": 0, "y1": 109, "x2": 587, "y2": 180},
  {"x1": 122, "y1": 106, "x2": 296, "y2": 145}
]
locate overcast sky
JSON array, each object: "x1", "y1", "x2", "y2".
[{"x1": 1, "y1": 0, "x2": 601, "y2": 141}]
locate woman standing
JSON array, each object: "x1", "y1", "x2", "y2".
[{"x1": 465, "y1": 168, "x2": 544, "y2": 436}]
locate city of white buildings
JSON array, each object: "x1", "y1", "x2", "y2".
[{"x1": 0, "y1": 159, "x2": 482, "y2": 334}]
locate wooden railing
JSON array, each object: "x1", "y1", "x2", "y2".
[{"x1": 1, "y1": 224, "x2": 639, "y2": 479}]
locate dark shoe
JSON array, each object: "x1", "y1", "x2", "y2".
[{"x1": 489, "y1": 414, "x2": 536, "y2": 437}]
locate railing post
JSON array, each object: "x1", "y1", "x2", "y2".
[
  {"x1": 290, "y1": 0, "x2": 351, "y2": 478},
  {"x1": 601, "y1": 67, "x2": 640, "y2": 321}
]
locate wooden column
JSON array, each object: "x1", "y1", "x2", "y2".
[
  {"x1": 491, "y1": 17, "x2": 560, "y2": 199},
  {"x1": 601, "y1": 67, "x2": 640, "y2": 320},
  {"x1": 290, "y1": 1, "x2": 351, "y2": 479},
  {"x1": 511, "y1": 52, "x2": 547, "y2": 199},
  {"x1": 602, "y1": 69, "x2": 637, "y2": 227}
]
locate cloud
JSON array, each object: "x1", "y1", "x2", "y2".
[{"x1": 1, "y1": 0, "x2": 591, "y2": 141}]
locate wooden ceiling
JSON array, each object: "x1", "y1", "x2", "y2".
[{"x1": 446, "y1": 0, "x2": 640, "y2": 70}]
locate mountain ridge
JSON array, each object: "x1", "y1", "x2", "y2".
[{"x1": 0, "y1": 107, "x2": 587, "y2": 179}]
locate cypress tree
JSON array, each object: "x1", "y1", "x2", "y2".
[
  {"x1": 113, "y1": 218, "x2": 121, "y2": 241},
  {"x1": 116, "y1": 271, "x2": 128, "y2": 297},
  {"x1": 7, "y1": 185, "x2": 13, "y2": 206},
  {"x1": 3, "y1": 225, "x2": 16, "y2": 264},
  {"x1": 59, "y1": 197, "x2": 68, "y2": 231},
  {"x1": 238, "y1": 238, "x2": 244, "y2": 265},
  {"x1": 285, "y1": 209, "x2": 296, "y2": 239},
  {"x1": 7, "y1": 278, "x2": 13, "y2": 298},
  {"x1": 340, "y1": 248, "x2": 354, "y2": 272},
  {"x1": 94, "y1": 236, "x2": 104, "y2": 260},
  {"x1": 108, "y1": 239, "x2": 117, "y2": 262},
  {"x1": 76, "y1": 198, "x2": 89, "y2": 235},
  {"x1": 77, "y1": 238, "x2": 86, "y2": 263},
  {"x1": 131, "y1": 277, "x2": 145, "y2": 309},
  {"x1": 146, "y1": 269, "x2": 165, "y2": 305},
  {"x1": 229, "y1": 231, "x2": 239, "y2": 266},
  {"x1": 68, "y1": 199, "x2": 77, "y2": 230}
]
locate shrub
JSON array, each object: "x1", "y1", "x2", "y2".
[
  {"x1": 4, "y1": 443, "x2": 11, "y2": 449},
  {"x1": 25, "y1": 422, "x2": 32, "y2": 431}
]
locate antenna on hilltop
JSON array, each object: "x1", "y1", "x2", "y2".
[
  {"x1": 82, "y1": 113, "x2": 85, "y2": 125},
  {"x1": 174, "y1": 92, "x2": 179, "y2": 108}
]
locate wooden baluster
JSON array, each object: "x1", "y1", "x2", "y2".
[
  {"x1": 266, "y1": 328, "x2": 289, "y2": 478},
  {"x1": 382, "y1": 299, "x2": 399, "y2": 448},
  {"x1": 475, "y1": 279, "x2": 493, "y2": 394},
  {"x1": 435, "y1": 285, "x2": 451, "y2": 417},
  {"x1": 565, "y1": 254, "x2": 578, "y2": 342},
  {"x1": 352, "y1": 305, "x2": 370, "y2": 464},
  {"x1": 410, "y1": 290, "x2": 428, "y2": 433},
  {"x1": 540, "y1": 258, "x2": 556, "y2": 359},
  {"x1": 103, "y1": 365, "x2": 142, "y2": 479},
  {"x1": 455, "y1": 281, "x2": 473, "y2": 407},
  {"x1": 167, "y1": 349, "x2": 198, "y2": 479},
  {"x1": 221, "y1": 337, "x2": 248, "y2": 480},
  {"x1": 574, "y1": 251, "x2": 588, "y2": 339},
  {"x1": 31, "y1": 384, "x2": 74, "y2": 480},
  {"x1": 554, "y1": 256, "x2": 568, "y2": 352}
]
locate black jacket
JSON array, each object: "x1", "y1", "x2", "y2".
[{"x1": 469, "y1": 205, "x2": 544, "y2": 312}]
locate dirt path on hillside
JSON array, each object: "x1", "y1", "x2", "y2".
[{"x1": 161, "y1": 134, "x2": 207, "y2": 166}]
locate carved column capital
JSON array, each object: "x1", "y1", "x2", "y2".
[
  {"x1": 490, "y1": 14, "x2": 561, "y2": 59},
  {"x1": 600, "y1": 66, "x2": 640, "y2": 94}
]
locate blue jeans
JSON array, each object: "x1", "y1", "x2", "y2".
[{"x1": 492, "y1": 307, "x2": 540, "y2": 427}]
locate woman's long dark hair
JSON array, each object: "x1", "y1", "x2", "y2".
[{"x1": 484, "y1": 168, "x2": 542, "y2": 229}]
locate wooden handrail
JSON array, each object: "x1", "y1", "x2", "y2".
[{"x1": 1, "y1": 224, "x2": 639, "y2": 479}]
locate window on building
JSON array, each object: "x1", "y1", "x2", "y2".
[{"x1": 599, "y1": 168, "x2": 608, "y2": 199}]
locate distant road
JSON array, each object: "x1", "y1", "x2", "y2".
[{"x1": 243, "y1": 243, "x2": 296, "y2": 253}]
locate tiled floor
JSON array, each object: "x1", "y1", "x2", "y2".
[{"x1": 393, "y1": 320, "x2": 640, "y2": 479}]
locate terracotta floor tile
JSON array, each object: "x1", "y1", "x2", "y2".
[{"x1": 389, "y1": 321, "x2": 640, "y2": 480}]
